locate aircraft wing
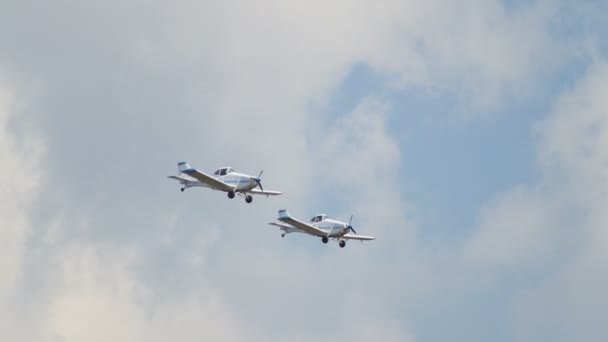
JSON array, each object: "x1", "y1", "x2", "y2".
[
  {"x1": 276, "y1": 209, "x2": 326, "y2": 237},
  {"x1": 342, "y1": 234, "x2": 376, "y2": 241},
  {"x1": 181, "y1": 168, "x2": 233, "y2": 191},
  {"x1": 249, "y1": 189, "x2": 282, "y2": 196}
]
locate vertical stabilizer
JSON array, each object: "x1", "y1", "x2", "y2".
[
  {"x1": 278, "y1": 209, "x2": 292, "y2": 220},
  {"x1": 178, "y1": 161, "x2": 191, "y2": 173}
]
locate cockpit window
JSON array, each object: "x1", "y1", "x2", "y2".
[
  {"x1": 310, "y1": 215, "x2": 324, "y2": 223},
  {"x1": 220, "y1": 168, "x2": 227, "y2": 176},
  {"x1": 214, "y1": 170, "x2": 220, "y2": 175}
]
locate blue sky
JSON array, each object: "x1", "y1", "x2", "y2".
[
  {"x1": 1, "y1": 1, "x2": 608, "y2": 342},
  {"x1": 319, "y1": 66, "x2": 536, "y2": 340},
  {"x1": 330, "y1": 63, "x2": 543, "y2": 236}
]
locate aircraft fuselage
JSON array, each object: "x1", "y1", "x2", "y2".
[
  {"x1": 312, "y1": 219, "x2": 351, "y2": 237},
  {"x1": 182, "y1": 172, "x2": 258, "y2": 192}
]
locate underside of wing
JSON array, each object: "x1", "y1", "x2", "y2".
[
  {"x1": 249, "y1": 189, "x2": 282, "y2": 196},
  {"x1": 342, "y1": 234, "x2": 376, "y2": 241},
  {"x1": 181, "y1": 169, "x2": 233, "y2": 191},
  {"x1": 278, "y1": 216, "x2": 326, "y2": 237}
]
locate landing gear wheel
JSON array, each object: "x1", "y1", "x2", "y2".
[
  {"x1": 281, "y1": 233, "x2": 285, "y2": 238},
  {"x1": 339, "y1": 240, "x2": 346, "y2": 248},
  {"x1": 227, "y1": 191, "x2": 235, "y2": 199},
  {"x1": 245, "y1": 195, "x2": 253, "y2": 203},
  {"x1": 180, "y1": 187, "x2": 185, "y2": 192},
  {"x1": 322, "y1": 236, "x2": 329, "y2": 244}
]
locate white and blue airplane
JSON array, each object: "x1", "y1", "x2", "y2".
[
  {"x1": 269, "y1": 209, "x2": 375, "y2": 248},
  {"x1": 168, "y1": 162, "x2": 282, "y2": 203}
]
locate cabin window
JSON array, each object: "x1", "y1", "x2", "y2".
[
  {"x1": 311, "y1": 215, "x2": 323, "y2": 222},
  {"x1": 220, "y1": 169, "x2": 227, "y2": 176}
]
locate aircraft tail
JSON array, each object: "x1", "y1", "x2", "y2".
[
  {"x1": 177, "y1": 161, "x2": 191, "y2": 173},
  {"x1": 278, "y1": 209, "x2": 292, "y2": 220}
]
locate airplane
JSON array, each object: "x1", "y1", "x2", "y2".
[
  {"x1": 269, "y1": 209, "x2": 375, "y2": 248},
  {"x1": 168, "y1": 162, "x2": 282, "y2": 203}
]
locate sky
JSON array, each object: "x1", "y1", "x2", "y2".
[{"x1": 1, "y1": 1, "x2": 608, "y2": 341}]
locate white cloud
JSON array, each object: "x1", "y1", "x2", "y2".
[
  {"x1": 463, "y1": 186, "x2": 560, "y2": 268},
  {"x1": 464, "y1": 60, "x2": 608, "y2": 341},
  {"x1": 511, "y1": 60, "x2": 608, "y2": 342},
  {"x1": 0, "y1": 75, "x2": 44, "y2": 341},
  {"x1": 45, "y1": 244, "x2": 253, "y2": 342},
  {"x1": 313, "y1": 96, "x2": 414, "y2": 244}
]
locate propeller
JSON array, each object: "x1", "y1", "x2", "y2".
[
  {"x1": 253, "y1": 170, "x2": 264, "y2": 191},
  {"x1": 346, "y1": 214, "x2": 357, "y2": 234}
]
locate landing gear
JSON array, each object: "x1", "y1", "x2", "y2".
[
  {"x1": 245, "y1": 195, "x2": 253, "y2": 203},
  {"x1": 322, "y1": 236, "x2": 329, "y2": 244},
  {"x1": 227, "y1": 191, "x2": 235, "y2": 199},
  {"x1": 281, "y1": 233, "x2": 285, "y2": 238},
  {"x1": 339, "y1": 240, "x2": 346, "y2": 248},
  {"x1": 180, "y1": 187, "x2": 185, "y2": 192}
]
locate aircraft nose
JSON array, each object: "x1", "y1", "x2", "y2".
[
  {"x1": 346, "y1": 224, "x2": 357, "y2": 234},
  {"x1": 252, "y1": 176, "x2": 264, "y2": 191}
]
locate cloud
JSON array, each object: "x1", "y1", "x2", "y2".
[
  {"x1": 312, "y1": 96, "x2": 414, "y2": 245},
  {"x1": 511, "y1": 60, "x2": 608, "y2": 342},
  {"x1": 463, "y1": 60, "x2": 608, "y2": 341},
  {"x1": 46, "y1": 244, "x2": 253, "y2": 342},
  {"x1": 0, "y1": 75, "x2": 44, "y2": 341},
  {"x1": 463, "y1": 186, "x2": 561, "y2": 268}
]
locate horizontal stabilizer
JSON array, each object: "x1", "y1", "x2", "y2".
[
  {"x1": 168, "y1": 175, "x2": 189, "y2": 182},
  {"x1": 269, "y1": 222, "x2": 293, "y2": 229}
]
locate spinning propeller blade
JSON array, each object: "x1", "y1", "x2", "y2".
[
  {"x1": 347, "y1": 214, "x2": 357, "y2": 234},
  {"x1": 253, "y1": 170, "x2": 264, "y2": 191}
]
